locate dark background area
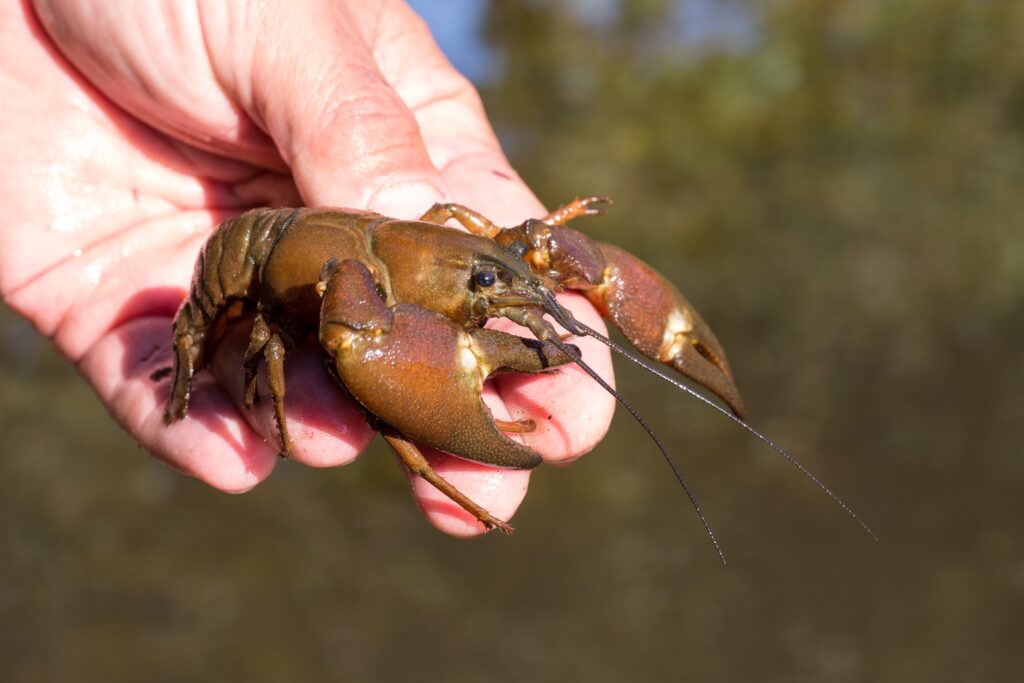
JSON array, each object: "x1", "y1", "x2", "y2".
[{"x1": 3, "y1": 1, "x2": 1023, "y2": 680}]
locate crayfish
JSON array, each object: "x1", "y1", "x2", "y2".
[{"x1": 164, "y1": 197, "x2": 871, "y2": 560}]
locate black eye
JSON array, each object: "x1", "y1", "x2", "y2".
[
  {"x1": 508, "y1": 241, "x2": 528, "y2": 258},
  {"x1": 475, "y1": 270, "x2": 496, "y2": 287}
]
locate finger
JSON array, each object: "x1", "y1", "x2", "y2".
[
  {"x1": 405, "y1": 448, "x2": 531, "y2": 539},
  {"x1": 369, "y1": 5, "x2": 618, "y2": 463},
  {"x1": 209, "y1": 325, "x2": 376, "y2": 468},
  {"x1": 400, "y1": 383, "x2": 531, "y2": 538},
  {"x1": 78, "y1": 316, "x2": 278, "y2": 493},
  {"x1": 374, "y1": 1, "x2": 541, "y2": 224},
  {"x1": 198, "y1": 1, "x2": 448, "y2": 217}
]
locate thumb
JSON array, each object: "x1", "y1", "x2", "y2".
[{"x1": 201, "y1": 1, "x2": 447, "y2": 217}]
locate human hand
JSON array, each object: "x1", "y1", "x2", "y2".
[{"x1": 0, "y1": 0, "x2": 614, "y2": 535}]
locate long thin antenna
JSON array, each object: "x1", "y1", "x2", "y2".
[
  {"x1": 572, "y1": 320, "x2": 877, "y2": 541},
  {"x1": 550, "y1": 337, "x2": 727, "y2": 564}
]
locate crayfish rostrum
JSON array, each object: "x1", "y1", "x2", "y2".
[{"x1": 164, "y1": 197, "x2": 869, "y2": 553}]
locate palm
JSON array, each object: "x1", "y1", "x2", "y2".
[{"x1": 0, "y1": 0, "x2": 613, "y2": 535}]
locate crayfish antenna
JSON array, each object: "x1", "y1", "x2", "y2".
[
  {"x1": 571, "y1": 320, "x2": 878, "y2": 542},
  {"x1": 549, "y1": 337, "x2": 727, "y2": 565}
]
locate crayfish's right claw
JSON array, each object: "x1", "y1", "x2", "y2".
[
  {"x1": 317, "y1": 258, "x2": 575, "y2": 470},
  {"x1": 317, "y1": 258, "x2": 582, "y2": 532}
]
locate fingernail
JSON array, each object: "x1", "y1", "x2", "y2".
[{"x1": 368, "y1": 182, "x2": 447, "y2": 220}]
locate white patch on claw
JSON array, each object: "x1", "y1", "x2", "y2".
[
  {"x1": 595, "y1": 266, "x2": 615, "y2": 293},
  {"x1": 659, "y1": 307, "x2": 694, "y2": 362},
  {"x1": 457, "y1": 332, "x2": 487, "y2": 389}
]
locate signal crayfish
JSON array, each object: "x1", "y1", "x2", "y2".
[{"x1": 164, "y1": 197, "x2": 872, "y2": 559}]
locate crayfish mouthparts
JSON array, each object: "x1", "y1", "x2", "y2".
[{"x1": 164, "y1": 200, "x2": 873, "y2": 555}]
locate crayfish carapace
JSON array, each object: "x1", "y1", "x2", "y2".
[{"x1": 164, "y1": 197, "x2": 872, "y2": 560}]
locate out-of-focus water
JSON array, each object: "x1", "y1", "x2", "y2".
[{"x1": 3, "y1": 1, "x2": 1023, "y2": 680}]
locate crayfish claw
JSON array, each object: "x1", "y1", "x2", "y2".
[
  {"x1": 590, "y1": 242, "x2": 745, "y2": 417},
  {"x1": 319, "y1": 259, "x2": 551, "y2": 469}
]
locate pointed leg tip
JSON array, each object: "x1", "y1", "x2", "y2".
[
  {"x1": 243, "y1": 380, "x2": 260, "y2": 408},
  {"x1": 277, "y1": 440, "x2": 296, "y2": 460},
  {"x1": 583, "y1": 199, "x2": 610, "y2": 215},
  {"x1": 488, "y1": 519, "x2": 515, "y2": 535},
  {"x1": 495, "y1": 418, "x2": 537, "y2": 434}
]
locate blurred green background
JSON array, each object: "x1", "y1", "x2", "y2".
[{"x1": 3, "y1": 1, "x2": 1023, "y2": 680}]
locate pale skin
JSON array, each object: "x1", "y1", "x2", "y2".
[{"x1": 0, "y1": 0, "x2": 615, "y2": 536}]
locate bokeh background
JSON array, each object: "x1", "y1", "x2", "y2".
[{"x1": 2, "y1": 1, "x2": 1023, "y2": 680}]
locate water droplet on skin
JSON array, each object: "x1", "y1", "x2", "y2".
[
  {"x1": 83, "y1": 261, "x2": 103, "y2": 284},
  {"x1": 50, "y1": 217, "x2": 75, "y2": 233}
]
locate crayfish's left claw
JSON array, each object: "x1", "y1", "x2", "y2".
[
  {"x1": 663, "y1": 313, "x2": 745, "y2": 419},
  {"x1": 586, "y1": 242, "x2": 745, "y2": 418},
  {"x1": 491, "y1": 216, "x2": 744, "y2": 417}
]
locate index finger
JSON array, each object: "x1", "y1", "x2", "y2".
[{"x1": 375, "y1": 3, "x2": 617, "y2": 462}]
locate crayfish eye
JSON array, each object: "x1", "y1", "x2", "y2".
[
  {"x1": 474, "y1": 269, "x2": 497, "y2": 288},
  {"x1": 508, "y1": 241, "x2": 528, "y2": 258}
]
